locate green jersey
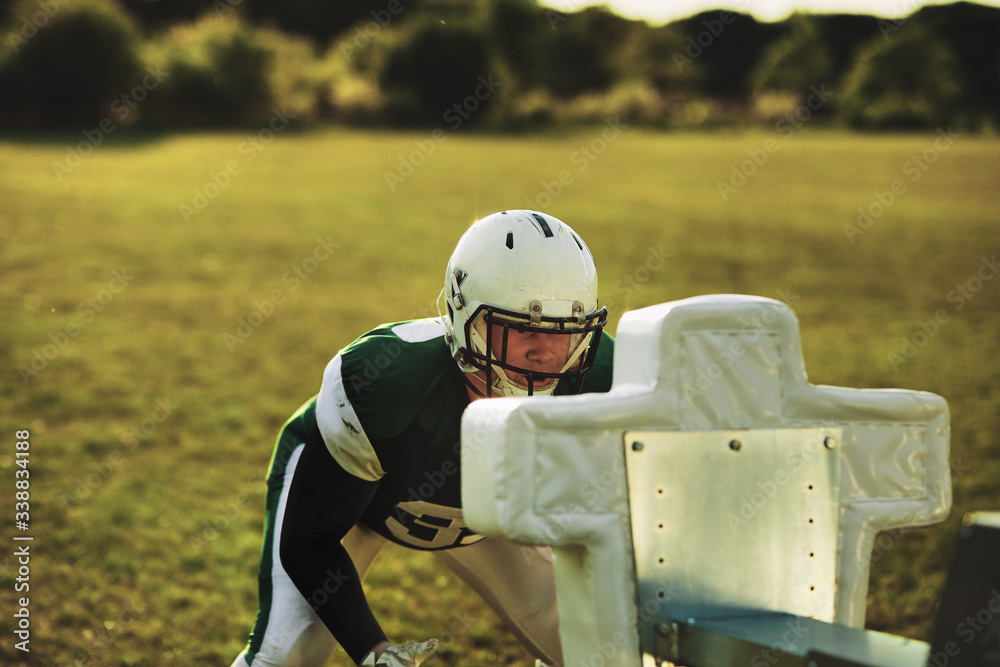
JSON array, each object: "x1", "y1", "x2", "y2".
[{"x1": 300, "y1": 317, "x2": 615, "y2": 551}]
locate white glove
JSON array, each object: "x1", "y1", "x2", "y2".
[{"x1": 360, "y1": 639, "x2": 438, "y2": 666}]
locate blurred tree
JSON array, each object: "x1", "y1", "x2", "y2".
[
  {"x1": 2, "y1": 0, "x2": 996, "y2": 131},
  {"x1": 239, "y1": 0, "x2": 383, "y2": 47},
  {"x1": 117, "y1": 0, "x2": 206, "y2": 32},
  {"x1": 531, "y1": 6, "x2": 632, "y2": 99},
  {"x1": 839, "y1": 26, "x2": 964, "y2": 129},
  {"x1": 484, "y1": 0, "x2": 547, "y2": 91},
  {"x1": 619, "y1": 23, "x2": 691, "y2": 96},
  {"x1": 254, "y1": 26, "x2": 325, "y2": 121},
  {"x1": 142, "y1": 14, "x2": 277, "y2": 126},
  {"x1": 0, "y1": 0, "x2": 144, "y2": 126},
  {"x1": 908, "y1": 1, "x2": 1000, "y2": 127},
  {"x1": 670, "y1": 11, "x2": 782, "y2": 101},
  {"x1": 376, "y1": 16, "x2": 495, "y2": 125},
  {"x1": 750, "y1": 14, "x2": 834, "y2": 101},
  {"x1": 810, "y1": 13, "x2": 884, "y2": 81},
  {"x1": 0, "y1": 0, "x2": 15, "y2": 21}
]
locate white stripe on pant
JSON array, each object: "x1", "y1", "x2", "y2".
[{"x1": 232, "y1": 443, "x2": 563, "y2": 666}]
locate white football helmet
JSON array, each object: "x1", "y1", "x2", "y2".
[{"x1": 439, "y1": 210, "x2": 606, "y2": 397}]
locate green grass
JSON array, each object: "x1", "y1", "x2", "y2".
[{"x1": 1, "y1": 125, "x2": 998, "y2": 665}]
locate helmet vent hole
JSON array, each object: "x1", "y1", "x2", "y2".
[
  {"x1": 506, "y1": 232, "x2": 514, "y2": 249},
  {"x1": 571, "y1": 231, "x2": 584, "y2": 251},
  {"x1": 530, "y1": 213, "x2": 555, "y2": 237}
]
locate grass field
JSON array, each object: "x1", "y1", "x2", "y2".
[{"x1": 1, "y1": 124, "x2": 998, "y2": 666}]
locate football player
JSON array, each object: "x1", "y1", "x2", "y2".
[{"x1": 230, "y1": 210, "x2": 614, "y2": 667}]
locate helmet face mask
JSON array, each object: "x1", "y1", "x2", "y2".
[
  {"x1": 440, "y1": 210, "x2": 607, "y2": 398},
  {"x1": 465, "y1": 302, "x2": 607, "y2": 397}
]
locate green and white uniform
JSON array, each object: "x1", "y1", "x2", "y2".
[
  {"x1": 321, "y1": 316, "x2": 613, "y2": 550},
  {"x1": 233, "y1": 317, "x2": 614, "y2": 667}
]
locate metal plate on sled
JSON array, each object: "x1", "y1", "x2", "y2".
[{"x1": 624, "y1": 428, "x2": 842, "y2": 630}]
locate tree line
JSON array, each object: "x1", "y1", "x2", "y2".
[{"x1": 1, "y1": 0, "x2": 997, "y2": 131}]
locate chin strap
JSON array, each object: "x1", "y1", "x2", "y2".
[
  {"x1": 463, "y1": 366, "x2": 562, "y2": 399},
  {"x1": 463, "y1": 372, "x2": 491, "y2": 399}
]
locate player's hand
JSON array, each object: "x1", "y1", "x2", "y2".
[{"x1": 361, "y1": 638, "x2": 438, "y2": 666}]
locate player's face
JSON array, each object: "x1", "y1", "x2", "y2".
[{"x1": 487, "y1": 322, "x2": 572, "y2": 390}]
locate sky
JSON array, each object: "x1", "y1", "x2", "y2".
[{"x1": 538, "y1": 0, "x2": 1000, "y2": 23}]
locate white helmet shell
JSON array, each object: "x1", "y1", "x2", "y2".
[{"x1": 440, "y1": 210, "x2": 606, "y2": 397}]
